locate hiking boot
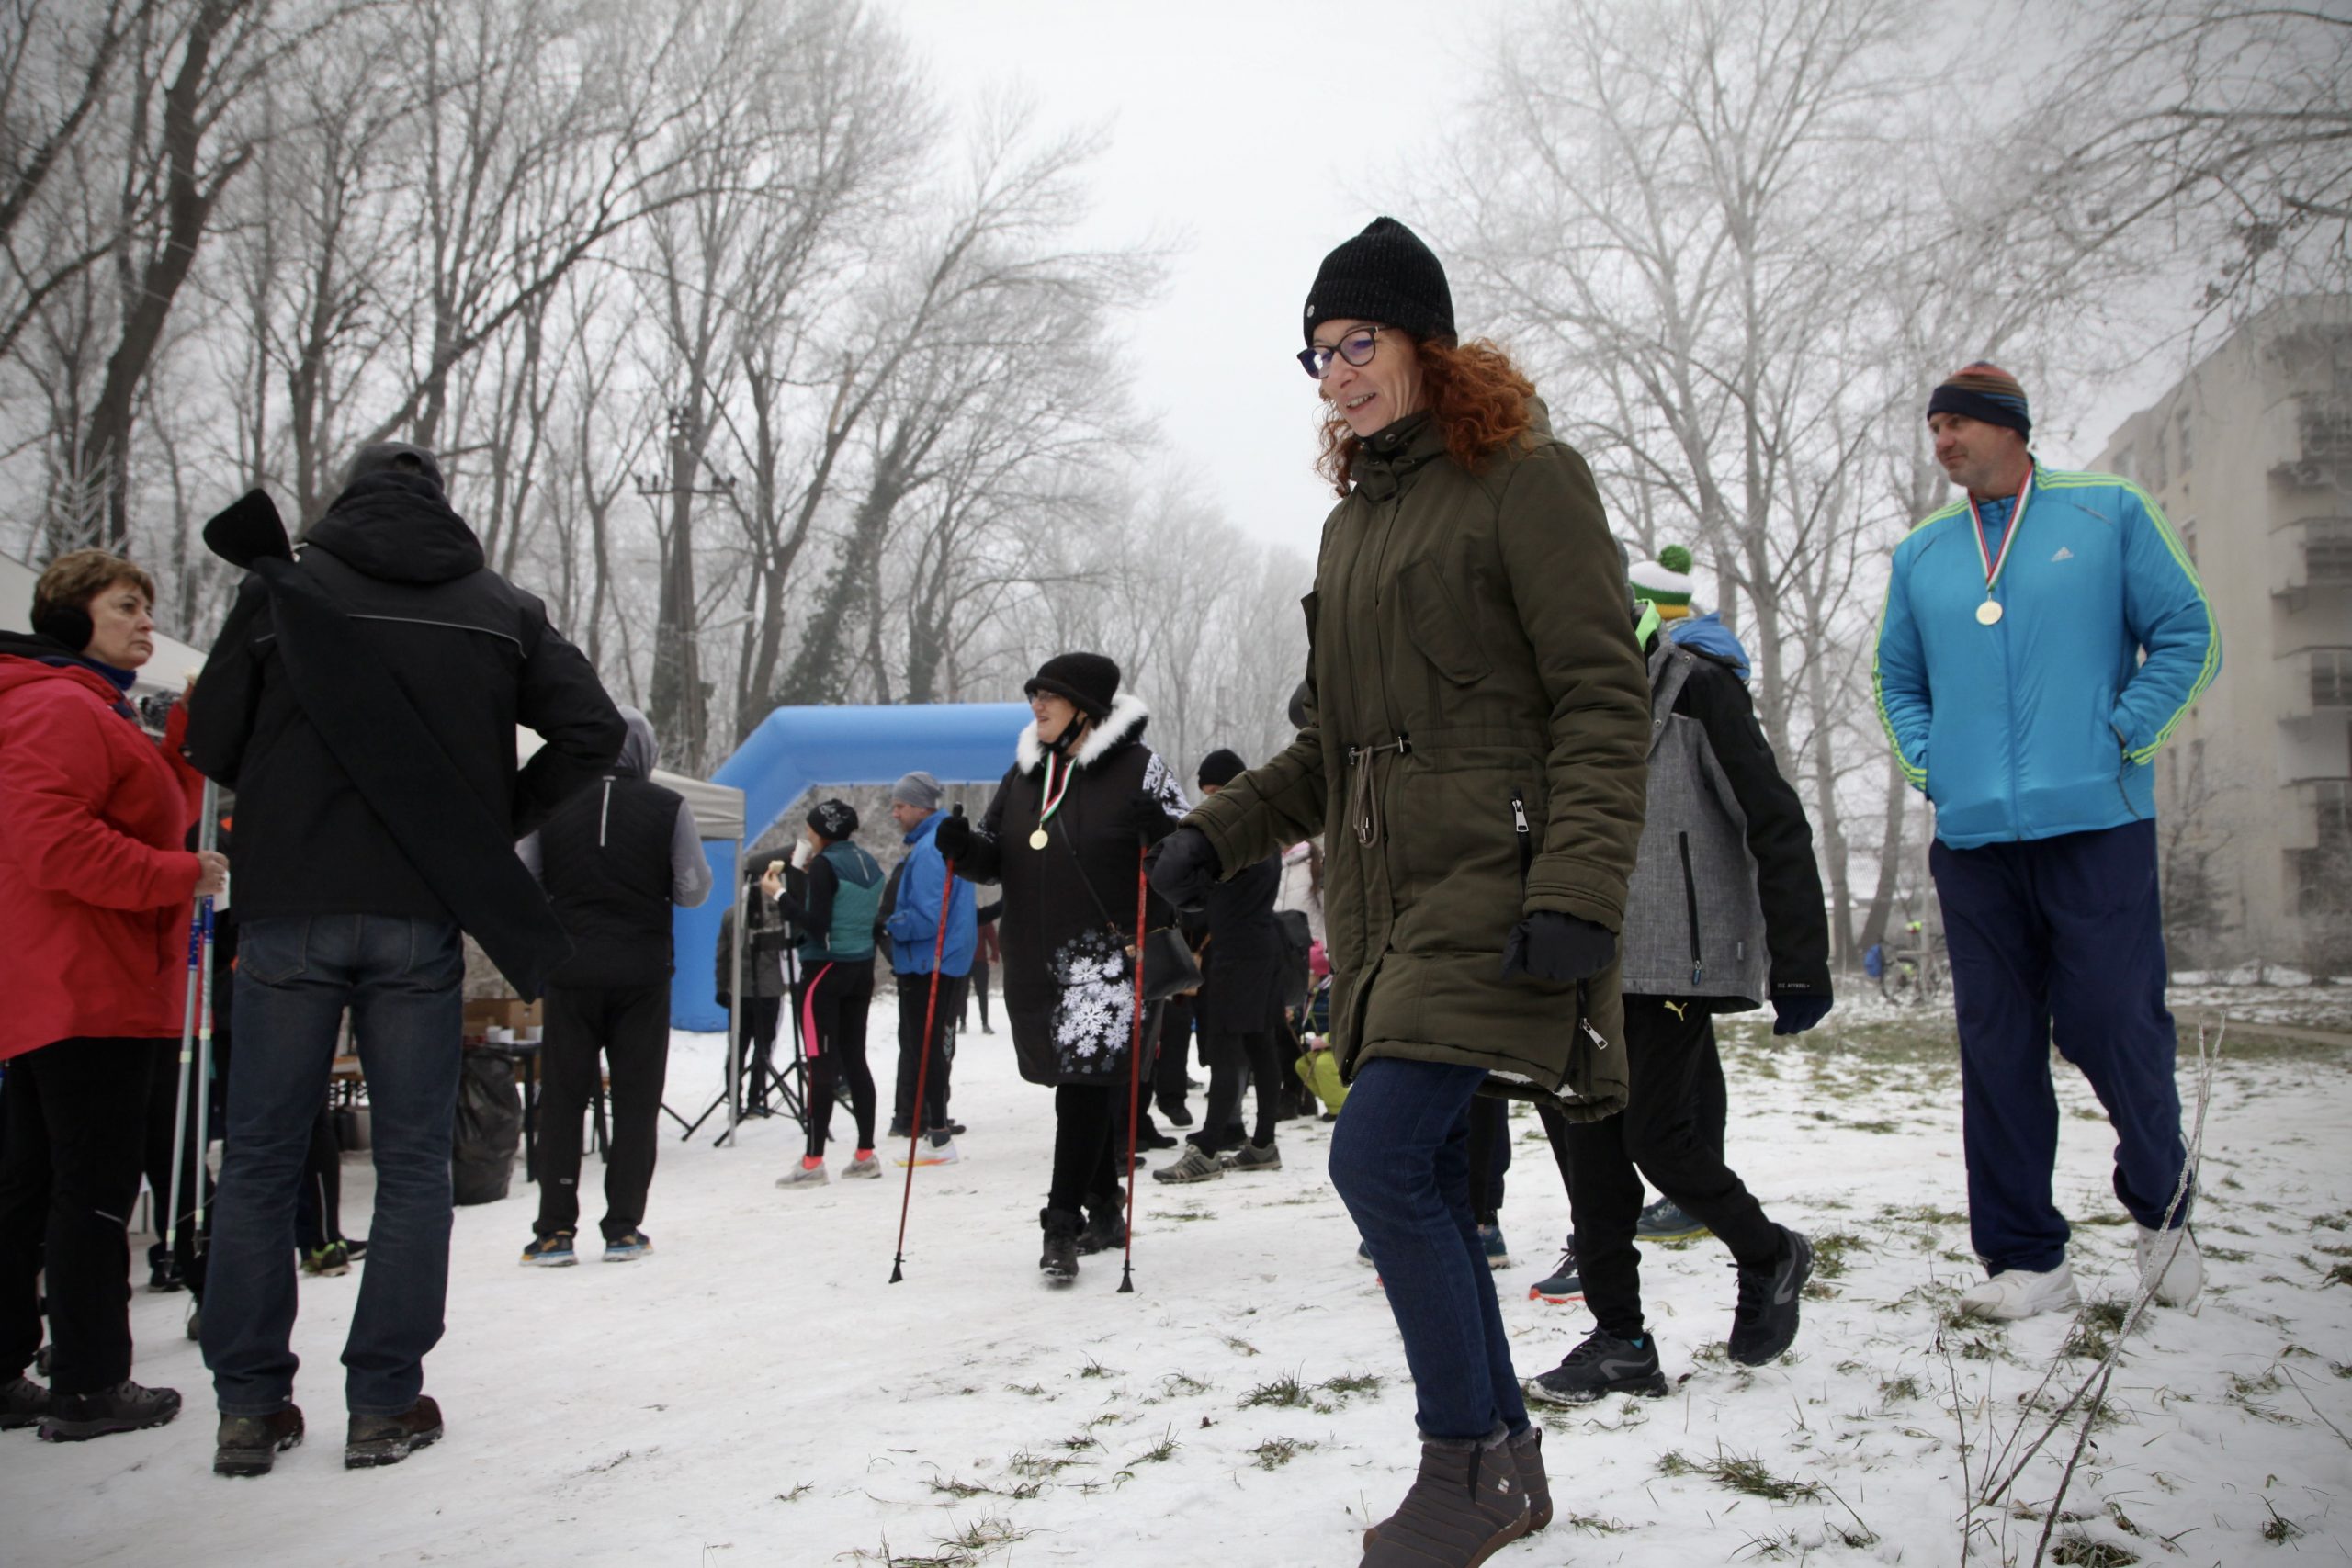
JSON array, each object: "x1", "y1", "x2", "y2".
[
  {"x1": 2135, "y1": 1224, "x2": 2203, "y2": 1307},
  {"x1": 1635, "y1": 1197, "x2": 1711, "y2": 1241},
  {"x1": 213, "y1": 1404, "x2": 305, "y2": 1477},
  {"x1": 1477, "y1": 1224, "x2": 1510, "y2": 1269},
  {"x1": 842, "y1": 1150, "x2": 882, "y2": 1179},
  {"x1": 1152, "y1": 1143, "x2": 1226, "y2": 1184},
  {"x1": 1529, "y1": 1242, "x2": 1581, "y2": 1303},
  {"x1": 1, "y1": 1375, "x2": 49, "y2": 1430},
  {"x1": 604, "y1": 1231, "x2": 651, "y2": 1262},
  {"x1": 776, "y1": 1158, "x2": 830, "y2": 1189},
  {"x1": 895, "y1": 1137, "x2": 959, "y2": 1167},
  {"x1": 1728, "y1": 1226, "x2": 1813, "y2": 1365},
  {"x1": 1527, "y1": 1328, "x2": 1668, "y2": 1405},
  {"x1": 345, "y1": 1395, "x2": 442, "y2": 1469},
  {"x1": 1360, "y1": 1428, "x2": 1531, "y2": 1565},
  {"x1": 1227, "y1": 1139, "x2": 1282, "y2": 1175},
  {"x1": 303, "y1": 1241, "x2": 353, "y2": 1277},
  {"x1": 1157, "y1": 1098, "x2": 1193, "y2": 1127},
  {"x1": 39, "y1": 1380, "x2": 183, "y2": 1441},
  {"x1": 519, "y1": 1233, "x2": 577, "y2": 1267},
  {"x1": 1135, "y1": 1124, "x2": 1179, "y2": 1152},
  {"x1": 1079, "y1": 1196, "x2": 1127, "y2": 1256},
  {"x1": 1958, "y1": 1259, "x2": 2079, "y2": 1322},
  {"x1": 1039, "y1": 1207, "x2": 1081, "y2": 1284},
  {"x1": 1509, "y1": 1425, "x2": 1552, "y2": 1532}
]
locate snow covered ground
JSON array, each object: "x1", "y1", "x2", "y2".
[{"x1": 9, "y1": 992, "x2": 2351, "y2": 1567}]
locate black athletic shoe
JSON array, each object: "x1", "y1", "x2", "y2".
[
  {"x1": 1039, "y1": 1207, "x2": 1081, "y2": 1284},
  {"x1": 147, "y1": 1243, "x2": 186, "y2": 1293},
  {"x1": 887, "y1": 1118, "x2": 912, "y2": 1140},
  {"x1": 1527, "y1": 1329, "x2": 1668, "y2": 1405},
  {"x1": 1134, "y1": 1125, "x2": 1178, "y2": 1152},
  {"x1": 1727, "y1": 1227, "x2": 1812, "y2": 1366},
  {"x1": 1157, "y1": 1099, "x2": 1193, "y2": 1127},
  {"x1": 214, "y1": 1404, "x2": 305, "y2": 1477},
  {"x1": 39, "y1": 1380, "x2": 182, "y2": 1441},
  {"x1": 2, "y1": 1375, "x2": 49, "y2": 1430},
  {"x1": 345, "y1": 1395, "x2": 443, "y2": 1469}
]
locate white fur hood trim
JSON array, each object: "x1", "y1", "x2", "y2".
[{"x1": 1015, "y1": 692, "x2": 1149, "y2": 774}]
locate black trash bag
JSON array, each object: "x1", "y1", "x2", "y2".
[{"x1": 452, "y1": 1047, "x2": 522, "y2": 1205}]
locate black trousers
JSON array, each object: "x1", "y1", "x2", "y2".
[
  {"x1": 964, "y1": 963, "x2": 992, "y2": 1030},
  {"x1": 535, "y1": 983, "x2": 671, "y2": 1243},
  {"x1": 1544, "y1": 997, "x2": 1779, "y2": 1341},
  {"x1": 738, "y1": 994, "x2": 784, "y2": 1111},
  {"x1": 802, "y1": 960, "x2": 876, "y2": 1158},
  {"x1": 0, "y1": 1037, "x2": 165, "y2": 1394},
  {"x1": 1467, "y1": 1095, "x2": 1511, "y2": 1225},
  {"x1": 1048, "y1": 1082, "x2": 1124, "y2": 1215},
  {"x1": 1155, "y1": 995, "x2": 1195, "y2": 1111},
  {"x1": 1194, "y1": 1027, "x2": 1283, "y2": 1154},
  {"x1": 893, "y1": 972, "x2": 957, "y2": 1138}
]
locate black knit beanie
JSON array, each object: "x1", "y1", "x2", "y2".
[
  {"x1": 1023, "y1": 651, "x2": 1120, "y2": 721},
  {"x1": 1197, "y1": 748, "x2": 1247, "y2": 789},
  {"x1": 341, "y1": 440, "x2": 447, "y2": 497},
  {"x1": 807, "y1": 798, "x2": 859, "y2": 841},
  {"x1": 1303, "y1": 217, "x2": 1455, "y2": 349}
]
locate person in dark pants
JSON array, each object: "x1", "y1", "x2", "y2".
[
  {"x1": 1153, "y1": 976, "x2": 1200, "y2": 1125},
  {"x1": 965, "y1": 904, "x2": 1001, "y2": 1034},
  {"x1": 1155, "y1": 750, "x2": 1288, "y2": 1183},
  {"x1": 1, "y1": 548, "x2": 220, "y2": 1442},
  {"x1": 187, "y1": 440, "x2": 624, "y2": 1475},
  {"x1": 716, "y1": 853, "x2": 794, "y2": 1115},
  {"x1": 1877, "y1": 366, "x2": 2218, "y2": 1321},
  {"x1": 767, "y1": 800, "x2": 886, "y2": 1187},
  {"x1": 883, "y1": 772, "x2": 975, "y2": 1162},
  {"x1": 1527, "y1": 604, "x2": 1832, "y2": 1405},
  {"x1": 516, "y1": 706, "x2": 709, "y2": 1266}
]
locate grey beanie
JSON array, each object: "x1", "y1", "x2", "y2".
[
  {"x1": 890, "y1": 771, "x2": 943, "y2": 812},
  {"x1": 341, "y1": 440, "x2": 447, "y2": 497}
]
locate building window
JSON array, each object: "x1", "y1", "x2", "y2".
[
  {"x1": 2308, "y1": 518, "x2": 2352, "y2": 584},
  {"x1": 2152, "y1": 428, "x2": 2169, "y2": 491},
  {"x1": 2315, "y1": 649, "x2": 2352, "y2": 707}
]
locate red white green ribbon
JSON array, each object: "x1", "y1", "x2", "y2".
[
  {"x1": 1037, "y1": 753, "x2": 1073, "y2": 826},
  {"x1": 1967, "y1": 468, "x2": 2034, "y2": 599}
]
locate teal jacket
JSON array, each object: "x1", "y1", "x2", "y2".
[{"x1": 1873, "y1": 463, "x2": 2219, "y2": 849}]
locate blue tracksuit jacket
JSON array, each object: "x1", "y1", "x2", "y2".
[
  {"x1": 886, "y1": 809, "x2": 978, "y2": 976},
  {"x1": 1873, "y1": 463, "x2": 2220, "y2": 849}
]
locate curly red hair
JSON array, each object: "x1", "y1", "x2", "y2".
[{"x1": 1314, "y1": 336, "x2": 1537, "y2": 494}]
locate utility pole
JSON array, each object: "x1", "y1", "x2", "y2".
[{"x1": 639, "y1": 402, "x2": 733, "y2": 773}]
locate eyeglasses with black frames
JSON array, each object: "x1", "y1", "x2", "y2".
[{"x1": 1297, "y1": 324, "x2": 1385, "y2": 379}]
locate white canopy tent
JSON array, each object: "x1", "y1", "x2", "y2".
[{"x1": 512, "y1": 728, "x2": 744, "y2": 842}]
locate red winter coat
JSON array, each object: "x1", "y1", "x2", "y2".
[{"x1": 0, "y1": 655, "x2": 203, "y2": 1061}]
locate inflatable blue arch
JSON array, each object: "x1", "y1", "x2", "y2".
[{"x1": 673, "y1": 703, "x2": 1031, "y2": 1031}]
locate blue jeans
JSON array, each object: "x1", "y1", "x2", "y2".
[
  {"x1": 201, "y1": 916, "x2": 463, "y2": 1416},
  {"x1": 1329, "y1": 1058, "x2": 1528, "y2": 1441}
]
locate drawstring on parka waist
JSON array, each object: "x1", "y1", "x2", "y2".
[{"x1": 1344, "y1": 735, "x2": 1411, "y2": 846}]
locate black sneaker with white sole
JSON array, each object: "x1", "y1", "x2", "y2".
[
  {"x1": 1726, "y1": 1225, "x2": 1812, "y2": 1366},
  {"x1": 1526, "y1": 1328, "x2": 1668, "y2": 1405}
]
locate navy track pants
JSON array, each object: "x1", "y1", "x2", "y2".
[{"x1": 1930, "y1": 818, "x2": 2192, "y2": 1275}]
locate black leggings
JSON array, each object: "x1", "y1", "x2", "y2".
[
  {"x1": 1194, "y1": 1028, "x2": 1283, "y2": 1154},
  {"x1": 1048, "y1": 1083, "x2": 1123, "y2": 1215},
  {"x1": 739, "y1": 994, "x2": 784, "y2": 1110},
  {"x1": 801, "y1": 960, "x2": 876, "y2": 1158}
]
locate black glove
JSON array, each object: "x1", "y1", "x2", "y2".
[
  {"x1": 1499, "y1": 911, "x2": 1616, "y2": 984},
  {"x1": 1771, "y1": 992, "x2": 1833, "y2": 1035},
  {"x1": 1130, "y1": 791, "x2": 1178, "y2": 847},
  {"x1": 1145, "y1": 826, "x2": 1220, "y2": 912},
  {"x1": 716, "y1": 991, "x2": 732, "y2": 1009},
  {"x1": 933, "y1": 809, "x2": 972, "y2": 862}
]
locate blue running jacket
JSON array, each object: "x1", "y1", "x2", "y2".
[{"x1": 1873, "y1": 464, "x2": 2220, "y2": 849}]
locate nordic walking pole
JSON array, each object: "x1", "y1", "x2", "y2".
[
  {"x1": 189, "y1": 784, "x2": 220, "y2": 1245},
  {"x1": 889, "y1": 807, "x2": 961, "y2": 1284},
  {"x1": 164, "y1": 781, "x2": 220, "y2": 1272},
  {"x1": 1118, "y1": 845, "x2": 1148, "y2": 1294}
]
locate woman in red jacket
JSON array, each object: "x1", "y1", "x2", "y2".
[{"x1": 0, "y1": 549, "x2": 224, "y2": 1442}]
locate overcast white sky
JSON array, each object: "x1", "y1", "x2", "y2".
[{"x1": 881, "y1": 0, "x2": 2180, "y2": 577}]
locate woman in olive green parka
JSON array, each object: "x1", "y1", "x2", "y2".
[{"x1": 1148, "y1": 218, "x2": 1650, "y2": 1568}]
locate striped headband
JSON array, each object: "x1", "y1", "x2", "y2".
[{"x1": 1927, "y1": 361, "x2": 2030, "y2": 436}]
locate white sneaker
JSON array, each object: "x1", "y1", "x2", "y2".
[
  {"x1": 842, "y1": 1153, "x2": 882, "y2": 1179},
  {"x1": 2134, "y1": 1224, "x2": 2203, "y2": 1306},
  {"x1": 895, "y1": 1138, "x2": 958, "y2": 1168},
  {"x1": 1957, "y1": 1260, "x2": 2080, "y2": 1320},
  {"x1": 775, "y1": 1160, "x2": 829, "y2": 1189}
]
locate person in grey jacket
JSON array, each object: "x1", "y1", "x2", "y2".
[
  {"x1": 1528, "y1": 615, "x2": 1833, "y2": 1405},
  {"x1": 717, "y1": 852, "x2": 796, "y2": 1114}
]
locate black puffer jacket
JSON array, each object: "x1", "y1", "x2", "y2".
[
  {"x1": 1197, "y1": 852, "x2": 1285, "y2": 1037},
  {"x1": 955, "y1": 695, "x2": 1189, "y2": 1088},
  {"x1": 185, "y1": 471, "x2": 623, "y2": 924}
]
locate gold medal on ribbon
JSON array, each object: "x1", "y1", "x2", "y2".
[
  {"x1": 1976, "y1": 601, "x2": 2003, "y2": 626},
  {"x1": 1966, "y1": 470, "x2": 2031, "y2": 629},
  {"x1": 1028, "y1": 828, "x2": 1049, "y2": 851},
  {"x1": 1030, "y1": 753, "x2": 1072, "y2": 852}
]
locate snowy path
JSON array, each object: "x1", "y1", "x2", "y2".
[{"x1": 8, "y1": 998, "x2": 2350, "y2": 1566}]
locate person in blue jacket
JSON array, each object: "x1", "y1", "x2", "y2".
[
  {"x1": 1873, "y1": 362, "x2": 2219, "y2": 1322},
  {"x1": 884, "y1": 772, "x2": 976, "y2": 1165}
]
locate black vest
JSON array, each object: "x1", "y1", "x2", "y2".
[{"x1": 538, "y1": 775, "x2": 683, "y2": 988}]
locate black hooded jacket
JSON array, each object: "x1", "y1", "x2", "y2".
[{"x1": 185, "y1": 471, "x2": 623, "y2": 926}]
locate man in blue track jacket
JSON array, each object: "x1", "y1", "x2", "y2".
[
  {"x1": 1874, "y1": 363, "x2": 2220, "y2": 1321},
  {"x1": 885, "y1": 772, "x2": 976, "y2": 1162}
]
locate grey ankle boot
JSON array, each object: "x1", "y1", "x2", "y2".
[
  {"x1": 1360, "y1": 1427, "x2": 1532, "y2": 1566},
  {"x1": 1510, "y1": 1425, "x2": 1551, "y2": 1530}
]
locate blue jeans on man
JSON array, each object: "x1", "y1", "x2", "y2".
[
  {"x1": 1329, "y1": 1058, "x2": 1529, "y2": 1441},
  {"x1": 1931, "y1": 819, "x2": 2192, "y2": 1275},
  {"x1": 201, "y1": 916, "x2": 464, "y2": 1417}
]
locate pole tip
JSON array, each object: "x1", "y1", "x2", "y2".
[
  {"x1": 1117, "y1": 1264, "x2": 1135, "y2": 1293},
  {"x1": 888, "y1": 1262, "x2": 904, "y2": 1284}
]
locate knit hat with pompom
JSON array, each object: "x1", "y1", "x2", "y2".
[{"x1": 1628, "y1": 545, "x2": 1696, "y2": 620}]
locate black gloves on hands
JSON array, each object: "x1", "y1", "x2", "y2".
[
  {"x1": 933, "y1": 809, "x2": 972, "y2": 862},
  {"x1": 1145, "y1": 826, "x2": 1220, "y2": 912},
  {"x1": 1130, "y1": 791, "x2": 1178, "y2": 847},
  {"x1": 1500, "y1": 910, "x2": 1617, "y2": 985},
  {"x1": 1771, "y1": 992, "x2": 1834, "y2": 1035}
]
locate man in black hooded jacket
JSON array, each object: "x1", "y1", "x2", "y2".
[{"x1": 184, "y1": 442, "x2": 622, "y2": 1476}]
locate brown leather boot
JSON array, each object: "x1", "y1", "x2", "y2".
[
  {"x1": 1510, "y1": 1425, "x2": 1552, "y2": 1530},
  {"x1": 1360, "y1": 1428, "x2": 1532, "y2": 1566},
  {"x1": 345, "y1": 1394, "x2": 443, "y2": 1469},
  {"x1": 214, "y1": 1404, "x2": 305, "y2": 1477}
]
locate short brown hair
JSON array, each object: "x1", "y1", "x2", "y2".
[
  {"x1": 1315, "y1": 336, "x2": 1538, "y2": 495},
  {"x1": 33, "y1": 548, "x2": 154, "y2": 623}
]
